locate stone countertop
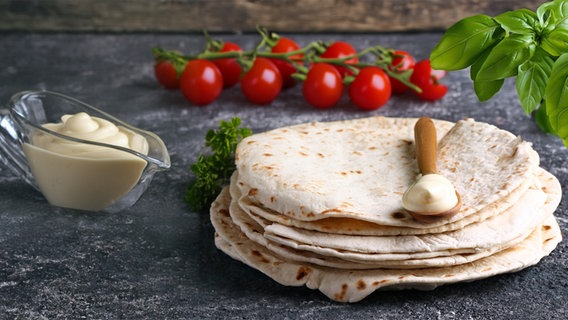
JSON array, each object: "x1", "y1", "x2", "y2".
[{"x1": 0, "y1": 32, "x2": 566, "y2": 319}]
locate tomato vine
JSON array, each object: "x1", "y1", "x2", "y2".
[{"x1": 152, "y1": 27, "x2": 448, "y2": 110}]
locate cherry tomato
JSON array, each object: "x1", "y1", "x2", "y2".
[
  {"x1": 430, "y1": 68, "x2": 447, "y2": 81},
  {"x1": 388, "y1": 50, "x2": 415, "y2": 94},
  {"x1": 179, "y1": 59, "x2": 223, "y2": 106},
  {"x1": 270, "y1": 37, "x2": 303, "y2": 89},
  {"x1": 320, "y1": 41, "x2": 359, "y2": 78},
  {"x1": 154, "y1": 60, "x2": 180, "y2": 89},
  {"x1": 410, "y1": 59, "x2": 448, "y2": 101},
  {"x1": 240, "y1": 58, "x2": 282, "y2": 105},
  {"x1": 302, "y1": 63, "x2": 344, "y2": 109},
  {"x1": 348, "y1": 66, "x2": 391, "y2": 111},
  {"x1": 212, "y1": 42, "x2": 242, "y2": 89}
]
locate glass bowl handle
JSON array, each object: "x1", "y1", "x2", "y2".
[{"x1": 0, "y1": 110, "x2": 37, "y2": 189}]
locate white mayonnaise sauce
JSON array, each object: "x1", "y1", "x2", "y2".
[
  {"x1": 402, "y1": 174, "x2": 459, "y2": 214},
  {"x1": 23, "y1": 112, "x2": 149, "y2": 211}
]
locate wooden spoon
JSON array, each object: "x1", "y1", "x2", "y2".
[{"x1": 403, "y1": 117, "x2": 461, "y2": 223}]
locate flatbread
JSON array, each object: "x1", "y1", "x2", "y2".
[
  {"x1": 226, "y1": 168, "x2": 560, "y2": 269},
  {"x1": 236, "y1": 117, "x2": 538, "y2": 231},
  {"x1": 252, "y1": 169, "x2": 559, "y2": 254},
  {"x1": 211, "y1": 116, "x2": 562, "y2": 303},
  {"x1": 212, "y1": 187, "x2": 562, "y2": 302},
  {"x1": 236, "y1": 170, "x2": 532, "y2": 236}
]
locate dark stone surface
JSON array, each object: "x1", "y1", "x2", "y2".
[{"x1": 0, "y1": 32, "x2": 566, "y2": 319}]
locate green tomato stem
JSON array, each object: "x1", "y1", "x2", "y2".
[{"x1": 153, "y1": 29, "x2": 421, "y2": 93}]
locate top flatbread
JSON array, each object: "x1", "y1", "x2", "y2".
[{"x1": 236, "y1": 117, "x2": 538, "y2": 229}]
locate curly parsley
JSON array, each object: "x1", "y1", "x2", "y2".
[{"x1": 185, "y1": 118, "x2": 252, "y2": 211}]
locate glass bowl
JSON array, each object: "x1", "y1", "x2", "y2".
[{"x1": 0, "y1": 90, "x2": 171, "y2": 213}]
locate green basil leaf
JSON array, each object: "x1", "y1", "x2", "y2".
[
  {"x1": 541, "y1": 23, "x2": 568, "y2": 56},
  {"x1": 545, "y1": 52, "x2": 568, "y2": 132},
  {"x1": 556, "y1": 108, "x2": 568, "y2": 139},
  {"x1": 537, "y1": 1, "x2": 556, "y2": 27},
  {"x1": 534, "y1": 101, "x2": 554, "y2": 134},
  {"x1": 495, "y1": 9, "x2": 538, "y2": 34},
  {"x1": 516, "y1": 49, "x2": 554, "y2": 114},
  {"x1": 430, "y1": 15, "x2": 503, "y2": 70},
  {"x1": 470, "y1": 44, "x2": 496, "y2": 80},
  {"x1": 538, "y1": 0, "x2": 568, "y2": 27},
  {"x1": 474, "y1": 79, "x2": 504, "y2": 101},
  {"x1": 475, "y1": 33, "x2": 536, "y2": 81}
]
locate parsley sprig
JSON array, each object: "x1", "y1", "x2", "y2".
[
  {"x1": 185, "y1": 118, "x2": 252, "y2": 211},
  {"x1": 430, "y1": 0, "x2": 568, "y2": 147}
]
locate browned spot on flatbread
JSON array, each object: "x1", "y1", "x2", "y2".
[
  {"x1": 392, "y1": 211, "x2": 406, "y2": 220},
  {"x1": 356, "y1": 280, "x2": 366, "y2": 290},
  {"x1": 270, "y1": 196, "x2": 276, "y2": 203},
  {"x1": 219, "y1": 209, "x2": 230, "y2": 217},
  {"x1": 296, "y1": 266, "x2": 312, "y2": 280},
  {"x1": 373, "y1": 279, "x2": 390, "y2": 286},
  {"x1": 334, "y1": 284, "x2": 348, "y2": 301},
  {"x1": 317, "y1": 153, "x2": 325, "y2": 158},
  {"x1": 248, "y1": 188, "x2": 258, "y2": 197},
  {"x1": 246, "y1": 140, "x2": 257, "y2": 145},
  {"x1": 263, "y1": 153, "x2": 273, "y2": 157},
  {"x1": 321, "y1": 208, "x2": 341, "y2": 215},
  {"x1": 542, "y1": 225, "x2": 552, "y2": 231},
  {"x1": 482, "y1": 267, "x2": 492, "y2": 272},
  {"x1": 544, "y1": 237, "x2": 555, "y2": 243},
  {"x1": 444, "y1": 274, "x2": 455, "y2": 278},
  {"x1": 251, "y1": 250, "x2": 270, "y2": 263},
  {"x1": 299, "y1": 151, "x2": 309, "y2": 156}
]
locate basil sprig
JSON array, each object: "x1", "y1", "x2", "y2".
[{"x1": 431, "y1": 0, "x2": 568, "y2": 147}]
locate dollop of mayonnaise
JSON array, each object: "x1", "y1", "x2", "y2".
[
  {"x1": 402, "y1": 174, "x2": 459, "y2": 213},
  {"x1": 36, "y1": 112, "x2": 148, "y2": 158}
]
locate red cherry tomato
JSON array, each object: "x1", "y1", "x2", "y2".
[
  {"x1": 320, "y1": 41, "x2": 359, "y2": 78},
  {"x1": 179, "y1": 59, "x2": 223, "y2": 106},
  {"x1": 348, "y1": 66, "x2": 391, "y2": 111},
  {"x1": 270, "y1": 37, "x2": 303, "y2": 89},
  {"x1": 240, "y1": 58, "x2": 282, "y2": 105},
  {"x1": 430, "y1": 68, "x2": 447, "y2": 81},
  {"x1": 410, "y1": 59, "x2": 448, "y2": 101},
  {"x1": 212, "y1": 42, "x2": 242, "y2": 89},
  {"x1": 388, "y1": 50, "x2": 415, "y2": 94},
  {"x1": 302, "y1": 63, "x2": 344, "y2": 109},
  {"x1": 154, "y1": 60, "x2": 180, "y2": 89}
]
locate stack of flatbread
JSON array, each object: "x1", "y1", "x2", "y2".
[{"x1": 210, "y1": 117, "x2": 562, "y2": 303}]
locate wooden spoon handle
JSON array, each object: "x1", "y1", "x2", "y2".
[{"x1": 414, "y1": 117, "x2": 438, "y2": 175}]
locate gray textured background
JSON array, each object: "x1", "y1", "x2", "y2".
[{"x1": 0, "y1": 32, "x2": 566, "y2": 319}]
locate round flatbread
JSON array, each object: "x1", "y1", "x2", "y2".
[
  {"x1": 211, "y1": 187, "x2": 562, "y2": 302},
  {"x1": 236, "y1": 117, "x2": 538, "y2": 230}
]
